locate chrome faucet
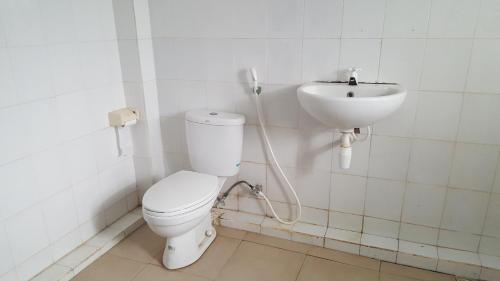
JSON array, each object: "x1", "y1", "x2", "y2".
[{"x1": 347, "y1": 67, "x2": 361, "y2": 86}]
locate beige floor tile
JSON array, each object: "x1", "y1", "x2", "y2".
[
  {"x1": 72, "y1": 254, "x2": 146, "y2": 281},
  {"x1": 307, "y1": 246, "x2": 380, "y2": 271},
  {"x1": 109, "y1": 225, "x2": 165, "y2": 264},
  {"x1": 215, "y1": 241, "x2": 305, "y2": 281},
  {"x1": 380, "y1": 262, "x2": 455, "y2": 281},
  {"x1": 180, "y1": 236, "x2": 241, "y2": 279},
  {"x1": 243, "y1": 232, "x2": 313, "y2": 254},
  {"x1": 215, "y1": 226, "x2": 247, "y2": 240},
  {"x1": 132, "y1": 265, "x2": 210, "y2": 281},
  {"x1": 380, "y1": 273, "x2": 423, "y2": 281},
  {"x1": 296, "y1": 256, "x2": 379, "y2": 281}
]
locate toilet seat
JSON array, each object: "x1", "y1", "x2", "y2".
[{"x1": 142, "y1": 170, "x2": 219, "y2": 218}]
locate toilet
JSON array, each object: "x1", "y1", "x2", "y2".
[{"x1": 142, "y1": 109, "x2": 245, "y2": 269}]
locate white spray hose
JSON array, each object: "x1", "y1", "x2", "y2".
[{"x1": 250, "y1": 68, "x2": 302, "y2": 225}]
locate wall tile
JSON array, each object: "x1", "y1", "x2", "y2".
[
  {"x1": 48, "y1": 44, "x2": 82, "y2": 95},
  {"x1": 420, "y1": 39, "x2": 473, "y2": 92},
  {"x1": 266, "y1": 127, "x2": 300, "y2": 168},
  {"x1": 99, "y1": 158, "x2": 136, "y2": 207},
  {"x1": 466, "y1": 39, "x2": 500, "y2": 94},
  {"x1": 92, "y1": 128, "x2": 123, "y2": 171},
  {"x1": 1, "y1": 0, "x2": 45, "y2": 46},
  {"x1": 56, "y1": 91, "x2": 92, "y2": 142},
  {"x1": 303, "y1": 0, "x2": 342, "y2": 38},
  {"x1": 267, "y1": 0, "x2": 304, "y2": 38},
  {"x1": 112, "y1": 0, "x2": 137, "y2": 40},
  {"x1": 231, "y1": 1, "x2": 267, "y2": 38},
  {"x1": 266, "y1": 165, "x2": 297, "y2": 203},
  {"x1": 72, "y1": 0, "x2": 116, "y2": 42},
  {"x1": 342, "y1": 0, "x2": 386, "y2": 38},
  {"x1": 479, "y1": 236, "x2": 500, "y2": 257},
  {"x1": 368, "y1": 136, "x2": 411, "y2": 181},
  {"x1": 364, "y1": 217, "x2": 399, "y2": 239},
  {"x1": 298, "y1": 128, "x2": 334, "y2": 172},
  {"x1": 0, "y1": 48, "x2": 16, "y2": 108},
  {"x1": 365, "y1": 178, "x2": 405, "y2": 221},
  {"x1": 408, "y1": 140, "x2": 454, "y2": 186},
  {"x1": 413, "y1": 92, "x2": 462, "y2": 141},
  {"x1": 61, "y1": 135, "x2": 98, "y2": 185},
  {"x1": 458, "y1": 94, "x2": 500, "y2": 145},
  {"x1": 261, "y1": 85, "x2": 300, "y2": 128},
  {"x1": 330, "y1": 174, "x2": 366, "y2": 215},
  {"x1": 378, "y1": 40, "x2": 425, "y2": 90},
  {"x1": 483, "y1": 194, "x2": 500, "y2": 238},
  {"x1": 475, "y1": 0, "x2": 500, "y2": 38},
  {"x1": 232, "y1": 39, "x2": 267, "y2": 84},
  {"x1": 373, "y1": 92, "x2": 417, "y2": 138},
  {"x1": 117, "y1": 40, "x2": 141, "y2": 82},
  {"x1": 0, "y1": 19, "x2": 5, "y2": 47},
  {"x1": 79, "y1": 42, "x2": 117, "y2": 89},
  {"x1": 238, "y1": 162, "x2": 267, "y2": 195},
  {"x1": 295, "y1": 169, "x2": 331, "y2": 209},
  {"x1": 0, "y1": 106, "x2": 29, "y2": 164},
  {"x1": 427, "y1": 0, "x2": 479, "y2": 38},
  {"x1": 449, "y1": 143, "x2": 499, "y2": 192},
  {"x1": 339, "y1": 39, "x2": 381, "y2": 82},
  {"x1": 441, "y1": 189, "x2": 489, "y2": 233},
  {"x1": 41, "y1": 0, "x2": 77, "y2": 44},
  {"x1": 5, "y1": 205, "x2": 50, "y2": 264},
  {"x1": 399, "y1": 223, "x2": 439, "y2": 245},
  {"x1": 302, "y1": 39, "x2": 340, "y2": 82},
  {"x1": 32, "y1": 148, "x2": 71, "y2": 200},
  {"x1": 402, "y1": 183, "x2": 446, "y2": 227},
  {"x1": 0, "y1": 223, "x2": 14, "y2": 276},
  {"x1": 157, "y1": 79, "x2": 206, "y2": 119},
  {"x1": 136, "y1": 39, "x2": 156, "y2": 81},
  {"x1": 10, "y1": 46, "x2": 54, "y2": 104},
  {"x1": 72, "y1": 176, "x2": 104, "y2": 223},
  {"x1": 495, "y1": 164, "x2": 500, "y2": 194},
  {"x1": 329, "y1": 211, "x2": 363, "y2": 232},
  {"x1": 438, "y1": 230, "x2": 480, "y2": 252},
  {"x1": 383, "y1": 0, "x2": 431, "y2": 38},
  {"x1": 16, "y1": 247, "x2": 53, "y2": 281},
  {"x1": 0, "y1": 156, "x2": 37, "y2": 220},
  {"x1": 50, "y1": 228, "x2": 82, "y2": 262},
  {"x1": 242, "y1": 125, "x2": 267, "y2": 164},
  {"x1": 153, "y1": 39, "x2": 199, "y2": 80},
  {"x1": 42, "y1": 189, "x2": 79, "y2": 243},
  {"x1": 267, "y1": 39, "x2": 302, "y2": 84}
]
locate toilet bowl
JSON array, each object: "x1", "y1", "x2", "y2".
[
  {"x1": 142, "y1": 110, "x2": 244, "y2": 269},
  {"x1": 143, "y1": 171, "x2": 226, "y2": 269}
]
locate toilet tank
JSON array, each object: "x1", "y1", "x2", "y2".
[{"x1": 185, "y1": 110, "x2": 245, "y2": 177}]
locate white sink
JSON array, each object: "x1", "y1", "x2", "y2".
[{"x1": 297, "y1": 82, "x2": 407, "y2": 130}]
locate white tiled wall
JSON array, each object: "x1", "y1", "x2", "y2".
[
  {"x1": 0, "y1": 0, "x2": 138, "y2": 279},
  {"x1": 150, "y1": 0, "x2": 500, "y2": 258}
]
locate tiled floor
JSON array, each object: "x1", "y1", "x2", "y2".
[{"x1": 71, "y1": 225, "x2": 456, "y2": 281}]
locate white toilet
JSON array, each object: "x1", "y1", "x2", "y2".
[{"x1": 142, "y1": 109, "x2": 245, "y2": 269}]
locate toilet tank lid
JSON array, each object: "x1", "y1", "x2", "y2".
[
  {"x1": 142, "y1": 170, "x2": 218, "y2": 213},
  {"x1": 185, "y1": 110, "x2": 245, "y2": 126}
]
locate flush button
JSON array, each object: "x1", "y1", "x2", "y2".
[{"x1": 209, "y1": 112, "x2": 218, "y2": 115}]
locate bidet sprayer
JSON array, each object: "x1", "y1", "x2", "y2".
[{"x1": 250, "y1": 67, "x2": 262, "y2": 95}]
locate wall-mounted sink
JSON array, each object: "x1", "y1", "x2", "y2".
[{"x1": 297, "y1": 82, "x2": 407, "y2": 130}]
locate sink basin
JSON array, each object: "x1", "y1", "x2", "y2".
[{"x1": 297, "y1": 82, "x2": 406, "y2": 130}]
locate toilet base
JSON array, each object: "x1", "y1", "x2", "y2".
[{"x1": 162, "y1": 214, "x2": 216, "y2": 269}]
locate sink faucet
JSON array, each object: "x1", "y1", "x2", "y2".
[{"x1": 347, "y1": 67, "x2": 361, "y2": 86}]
